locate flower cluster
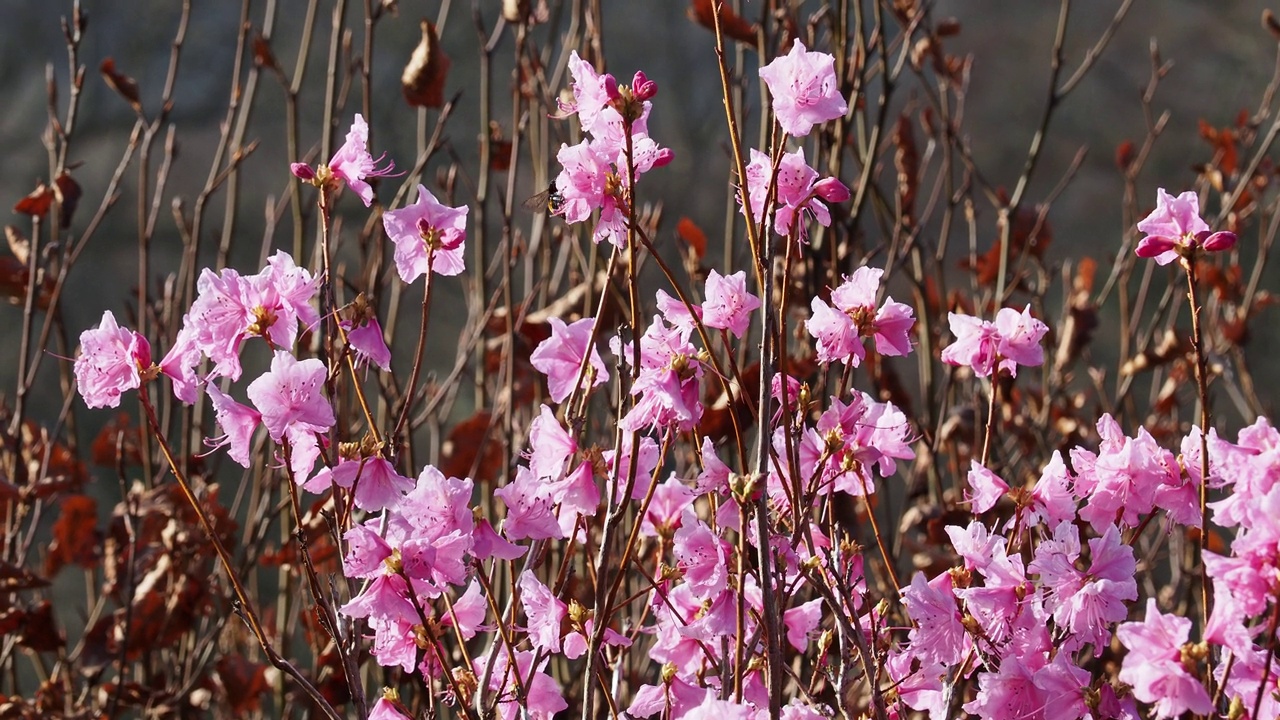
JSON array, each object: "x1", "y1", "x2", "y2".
[
  {"x1": 806, "y1": 265, "x2": 914, "y2": 365},
  {"x1": 551, "y1": 52, "x2": 673, "y2": 248},
  {"x1": 941, "y1": 304, "x2": 1049, "y2": 377}
]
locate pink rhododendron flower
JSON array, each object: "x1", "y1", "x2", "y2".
[
  {"x1": 742, "y1": 148, "x2": 849, "y2": 238},
  {"x1": 1027, "y1": 450, "x2": 1078, "y2": 531},
  {"x1": 758, "y1": 40, "x2": 849, "y2": 137},
  {"x1": 1135, "y1": 188, "x2": 1237, "y2": 265},
  {"x1": 626, "y1": 673, "x2": 708, "y2": 719},
  {"x1": 1116, "y1": 599, "x2": 1213, "y2": 718},
  {"x1": 795, "y1": 392, "x2": 914, "y2": 498},
  {"x1": 441, "y1": 580, "x2": 487, "y2": 640},
  {"x1": 701, "y1": 269, "x2": 760, "y2": 337},
  {"x1": 603, "y1": 434, "x2": 661, "y2": 501},
  {"x1": 673, "y1": 515, "x2": 729, "y2": 599},
  {"x1": 901, "y1": 571, "x2": 968, "y2": 666},
  {"x1": 640, "y1": 476, "x2": 697, "y2": 537},
  {"x1": 806, "y1": 266, "x2": 915, "y2": 366},
  {"x1": 74, "y1": 310, "x2": 151, "y2": 409},
  {"x1": 529, "y1": 316, "x2": 608, "y2": 403},
  {"x1": 204, "y1": 383, "x2": 261, "y2": 468},
  {"x1": 383, "y1": 184, "x2": 469, "y2": 281},
  {"x1": 473, "y1": 650, "x2": 567, "y2": 720},
  {"x1": 245, "y1": 350, "x2": 335, "y2": 479},
  {"x1": 965, "y1": 460, "x2": 1008, "y2": 513},
  {"x1": 344, "y1": 316, "x2": 391, "y2": 371},
  {"x1": 1030, "y1": 523, "x2": 1136, "y2": 651},
  {"x1": 341, "y1": 522, "x2": 393, "y2": 578},
  {"x1": 305, "y1": 455, "x2": 413, "y2": 511},
  {"x1": 783, "y1": 598, "x2": 824, "y2": 651},
  {"x1": 303, "y1": 114, "x2": 397, "y2": 207},
  {"x1": 159, "y1": 325, "x2": 202, "y2": 404},
  {"x1": 178, "y1": 251, "x2": 320, "y2": 382},
  {"x1": 495, "y1": 466, "x2": 563, "y2": 541},
  {"x1": 614, "y1": 316, "x2": 704, "y2": 434},
  {"x1": 519, "y1": 571, "x2": 566, "y2": 654},
  {"x1": 1073, "y1": 418, "x2": 1176, "y2": 532},
  {"x1": 558, "y1": 50, "x2": 618, "y2": 138},
  {"x1": 993, "y1": 304, "x2": 1049, "y2": 370},
  {"x1": 369, "y1": 694, "x2": 412, "y2": 720},
  {"x1": 941, "y1": 305, "x2": 1047, "y2": 377},
  {"x1": 246, "y1": 351, "x2": 334, "y2": 442}
]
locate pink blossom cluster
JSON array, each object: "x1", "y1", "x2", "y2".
[
  {"x1": 551, "y1": 52, "x2": 673, "y2": 248},
  {"x1": 941, "y1": 304, "x2": 1049, "y2": 377},
  {"x1": 806, "y1": 265, "x2": 914, "y2": 366}
]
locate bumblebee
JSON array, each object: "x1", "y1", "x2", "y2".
[{"x1": 523, "y1": 181, "x2": 564, "y2": 214}]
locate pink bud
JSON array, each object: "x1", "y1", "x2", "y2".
[
  {"x1": 1198, "y1": 230, "x2": 1238, "y2": 253},
  {"x1": 631, "y1": 71, "x2": 657, "y2": 101},
  {"x1": 813, "y1": 177, "x2": 851, "y2": 203},
  {"x1": 604, "y1": 74, "x2": 621, "y2": 101},
  {"x1": 1134, "y1": 235, "x2": 1176, "y2": 259},
  {"x1": 290, "y1": 162, "x2": 316, "y2": 181},
  {"x1": 651, "y1": 148, "x2": 675, "y2": 169}
]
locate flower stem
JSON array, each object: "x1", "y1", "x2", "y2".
[
  {"x1": 1183, "y1": 258, "x2": 1213, "y2": 631},
  {"x1": 137, "y1": 386, "x2": 341, "y2": 720}
]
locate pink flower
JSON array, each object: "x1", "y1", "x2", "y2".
[
  {"x1": 369, "y1": 694, "x2": 412, "y2": 720},
  {"x1": 1027, "y1": 450, "x2": 1078, "y2": 530},
  {"x1": 495, "y1": 466, "x2": 563, "y2": 541},
  {"x1": 529, "y1": 316, "x2": 609, "y2": 403},
  {"x1": 1116, "y1": 599, "x2": 1213, "y2": 718},
  {"x1": 783, "y1": 598, "x2": 824, "y2": 651},
  {"x1": 701, "y1": 269, "x2": 760, "y2": 337},
  {"x1": 442, "y1": 580, "x2": 487, "y2": 640},
  {"x1": 1136, "y1": 188, "x2": 1237, "y2": 265},
  {"x1": 519, "y1": 571, "x2": 566, "y2": 654},
  {"x1": 246, "y1": 351, "x2": 335, "y2": 442},
  {"x1": 673, "y1": 516, "x2": 729, "y2": 599},
  {"x1": 758, "y1": 40, "x2": 849, "y2": 137},
  {"x1": 158, "y1": 326, "x2": 202, "y2": 404},
  {"x1": 473, "y1": 650, "x2": 567, "y2": 720},
  {"x1": 182, "y1": 251, "x2": 319, "y2": 382},
  {"x1": 558, "y1": 51, "x2": 617, "y2": 138},
  {"x1": 640, "y1": 477, "x2": 697, "y2": 538},
  {"x1": 74, "y1": 311, "x2": 151, "y2": 409},
  {"x1": 383, "y1": 184, "x2": 469, "y2": 281},
  {"x1": 808, "y1": 266, "x2": 915, "y2": 365},
  {"x1": 245, "y1": 351, "x2": 335, "y2": 479},
  {"x1": 341, "y1": 522, "x2": 393, "y2": 578},
  {"x1": 965, "y1": 460, "x2": 1008, "y2": 513},
  {"x1": 204, "y1": 384, "x2": 261, "y2": 468},
  {"x1": 901, "y1": 571, "x2": 967, "y2": 666},
  {"x1": 615, "y1": 316, "x2": 704, "y2": 434},
  {"x1": 305, "y1": 456, "x2": 414, "y2": 511},
  {"x1": 340, "y1": 573, "x2": 417, "y2": 627},
  {"x1": 993, "y1": 305, "x2": 1048, "y2": 371},
  {"x1": 552, "y1": 139, "x2": 629, "y2": 248},
  {"x1": 742, "y1": 148, "x2": 849, "y2": 237},
  {"x1": 940, "y1": 312, "x2": 999, "y2": 376},
  {"x1": 941, "y1": 305, "x2": 1047, "y2": 377},
  {"x1": 962, "y1": 656, "x2": 1044, "y2": 719},
  {"x1": 345, "y1": 316, "x2": 391, "y2": 371},
  {"x1": 400, "y1": 465, "x2": 475, "y2": 540},
  {"x1": 323, "y1": 114, "x2": 397, "y2": 207}
]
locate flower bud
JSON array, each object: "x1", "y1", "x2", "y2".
[
  {"x1": 813, "y1": 177, "x2": 851, "y2": 203},
  {"x1": 290, "y1": 162, "x2": 316, "y2": 181},
  {"x1": 631, "y1": 70, "x2": 657, "y2": 101},
  {"x1": 1198, "y1": 229, "x2": 1237, "y2": 253}
]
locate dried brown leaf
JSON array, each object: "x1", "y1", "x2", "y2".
[
  {"x1": 402, "y1": 20, "x2": 451, "y2": 108},
  {"x1": 99, "y1": 57, "x2": 141, "y2": 112}
]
